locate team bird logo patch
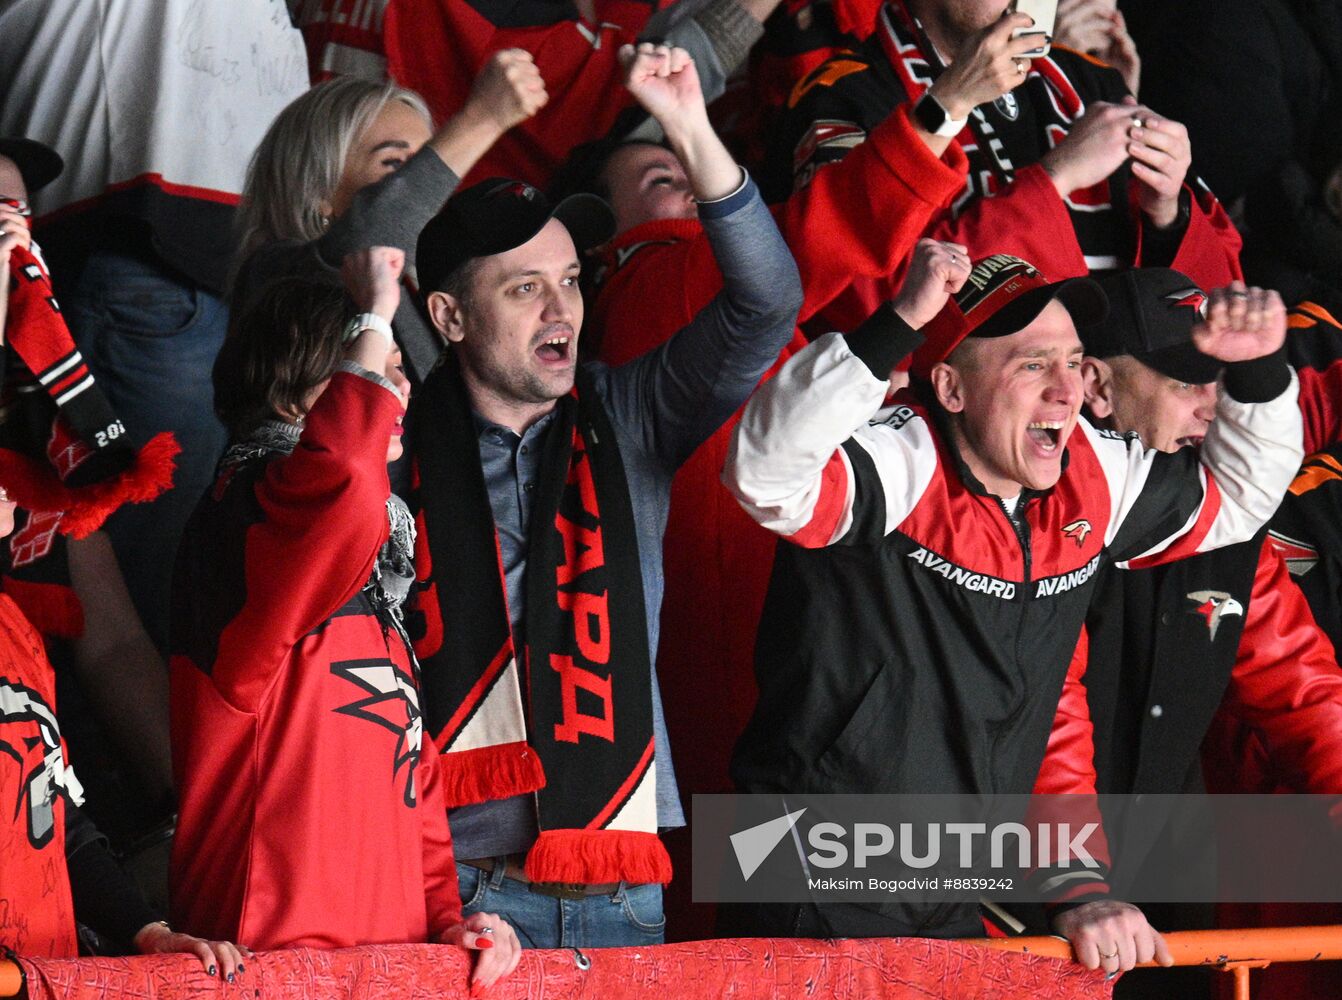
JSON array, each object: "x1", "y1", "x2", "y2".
[
  {"x1": 1186, "y1": 590, "x2": 1243, "y2": 641},
  {"x1": 1166, "y1": 289, "x2": 1209, "y2": 317},
  {"x1": 1062, "y1": 519, "x2": 1092, "y2": 548}
]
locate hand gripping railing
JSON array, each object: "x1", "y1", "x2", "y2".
[{"x1": 964, "y1": 925, "x2": 1342, "y2": 1000}]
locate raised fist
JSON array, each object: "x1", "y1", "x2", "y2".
[
  {"x1": 341, "y1": 246, "x2": 405, "y2": 322},
  {"x1": 892, "y1": 238, "x2": 973, "y2": 330},
  {"x1": 1192, "y1": 283, "x2": 1287, "y2": 363},
  {"x1": 619, "y1": 43, "x2": 705, "y2": 129},
  {"x1": 466, "y1": 49, "x2": 548, "y2": 134}
]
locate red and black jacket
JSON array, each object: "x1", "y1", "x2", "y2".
[
  {"x1": 1271, "y1": 446, "x2": 1342, "y2": 659},
  {"x1": 1037, "y1": 308, "x2": 1342, "y2": 804},
  {"x1": 725, "y1": 311, "x2": 1300, "y2": 801},
  {"x1": 0, "y1": 593, "x2": 80, "y2": 958},
  {"x1": 169, "y1": 372, "x2": 461, "y2": 950},
  {"x1": 1043, "y1": 528, "x2": 1342, "y2": 803}
]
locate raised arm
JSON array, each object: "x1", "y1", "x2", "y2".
[
  {"x1": 775, "y1": 9, "x2": 1047, "y2": 324},
  {"x1": 214, "y1": 250, "x2": 409, "y2": 702},
  {"x1": 724, "y1": 239, "x2": 962, "y2": 547},
  {"x1": 1098, "y1": 285, "x2": 1303, "y2": 567},
  {"x1": 604, "y1": 45, "x2": 802, "y2": 467},
  {"x1": 315, "y1": 51, "x2": 548, "y2": 267}
]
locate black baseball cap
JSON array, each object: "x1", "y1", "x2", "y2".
[
  {"x1": 417, "y1": 177, "x2": 615, "y2": 293},
  {"x1": 1081, "y1": 269, "x2": 1222, "y2": 384},
  {"x1": 0, "y1": 137, "x2": 63, "y2": 195},
  {"x1": 912, "y1": 254, "x2": 1108, "y2": 377}
]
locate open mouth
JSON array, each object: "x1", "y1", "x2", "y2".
[
  {"x1": 1026, "y1": 421, "x2": 1064, "y2": 454},
  {"x1": 535, "y1": 334, "x2": 572, "y2": 364}
]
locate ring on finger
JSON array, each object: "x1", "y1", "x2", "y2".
[
  {"x1": 479, "y1": 926, "x2": 495, "y2": 935},
  {"x1": 1227, "y1": 289, "x2": 1250, "y2": 299},
  {"x1": 1098, "y1": 948, "x2": 1119, "y2": 960}
]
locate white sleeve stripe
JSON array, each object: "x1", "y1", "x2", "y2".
[
  {"x1": 725, "y1": 333, "x2": 888, "y2": 542},
  {"x1": 849, "y1": 413, "x2": 941, "y2": 537}
]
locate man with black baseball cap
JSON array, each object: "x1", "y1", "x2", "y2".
[
  {"x1": 402, "y1": 44, "x2": 802, "y2": 948},
  {"x1": 723, "y1": 242, "x2": 1301, "y2": 966},
  {"x1": 1024, "y1": 269, "x2": 1342, "y2": 997},
  {"x1": 1078, "y1": 268, "x2": 1225, "y2": 453}
]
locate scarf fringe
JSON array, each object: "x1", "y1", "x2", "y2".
[
  {"x1": 436, "y1": 741, "x2": 546, "y2": 808},
  {"x1": 0, "y1": 432, "x2": 180, "y2": 539},
  {"x1": 524, "y1": 828, "x2": 673, "y2": 885}
]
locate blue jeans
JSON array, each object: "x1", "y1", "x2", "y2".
[
  {"x1": 61, "y1": 253, "x2": 229, "y2": 650},
  {"x1": 456, "y1": 861, "x2": 666, "y2": 949}
]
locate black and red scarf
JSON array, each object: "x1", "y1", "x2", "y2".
[
  {"x1": 0, "y1": 204, "x2": 177, "y2": 638},
  {"x1": 0, "y1": 204, "x2": 177, "y2": 536},
  {"x1": 409, "y1": 353, "x2": 670, "y2": 885},
  {"x1": 877, "y1": 1, "x2": 1132, "y2": 266}
]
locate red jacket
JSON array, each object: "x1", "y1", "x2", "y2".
[
  {"x1": 769, "y1": 7, "x2": 1244, "y2": 335},
  {"x1": 1037, "y1": 538, "x2": 1342, "y2": 800},
  {"x1": 169, "y1": 372, "x2": 461, "y2": 950},
  {"x1": 592, "y1": 103, "x2": 966, "y2": 800},
  {"x1": 0, "y1": 592, "x2": 80, "y2": 958},
  {"x1": 385, "y1": 0, "x2": 661, "y2": 188}
]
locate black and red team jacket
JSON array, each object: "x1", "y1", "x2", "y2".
[
  {"x1": 1037, "y1": 311, "x2": 1342, "y2": 804},
  {"x1": 169, "y1": 372, "x2": 461, "y2": 950},
  {"x1": 722, "y1": 313, "x2": 1302, "y2": 808}
]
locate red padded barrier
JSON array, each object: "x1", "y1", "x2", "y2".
[{"x1": 16, "y1": 936, "x2": 1110, "y2": 999}]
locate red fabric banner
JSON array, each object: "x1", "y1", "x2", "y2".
[{"x1": 18, "y1": 937, "x2": 1110, "y2": 999}]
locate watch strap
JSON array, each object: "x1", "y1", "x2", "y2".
[
  {"x1": 343, "y1": 312, "x2": 395, "y2": 351},
  {"x1": 913, "y1": 92, "x2": 968, "y2": 138}
]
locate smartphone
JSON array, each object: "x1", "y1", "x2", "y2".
[{"x1": 1011, "y1": 0, "x2": 1057, "y2": 58}]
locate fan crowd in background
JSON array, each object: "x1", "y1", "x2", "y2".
[{"x1": 1, "y1": 1, "x2": 1341, "y2": 998}]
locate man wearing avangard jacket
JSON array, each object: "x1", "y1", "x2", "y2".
[
  {"x1": 722, "y1": 241, "x2": 1301, "y2": 968},
  {"x1": 1024, "y1": 270, "x2": 1342, "y2": 998},
  {"x1": 579, "y1": 14, "x2": 1028, "y2": 929}
]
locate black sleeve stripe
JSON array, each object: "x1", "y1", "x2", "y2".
[
  {"x1": 837, "y1": 437, "x2": 886, "y2": 546},
  {"x1": 1108, "y1": 448, "x2": 1207, "y2": 563}
]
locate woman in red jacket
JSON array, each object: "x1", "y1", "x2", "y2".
[{"x1": 169, "y1": 245, "x2": 519, "y2": 989}]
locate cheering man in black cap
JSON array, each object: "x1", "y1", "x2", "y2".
[
  {"x1": 404, "y1": 43, "x2": 801, "y2": 948},
  {"x1": 722, "y1": 240, "x2": 1301, "y2": 967},
  {"x1": 1029, "y1": 269, "x2": 1342, "y2": 997}
]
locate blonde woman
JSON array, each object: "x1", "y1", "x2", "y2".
[{"x1": 232, "y1": 51, "x2": 547, "y2": 384}]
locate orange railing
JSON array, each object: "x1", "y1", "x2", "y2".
[{"x1": 965, "y1": 925, "x2": 1342, "y2": 1000}]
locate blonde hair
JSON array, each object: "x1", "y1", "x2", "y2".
[{"x1": 234, "y1": 77, "x2": 431, "y2": 268}]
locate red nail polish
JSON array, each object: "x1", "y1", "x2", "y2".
[{"x1": 477, "y1": 938, "x2": 495, "y2": 949}]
